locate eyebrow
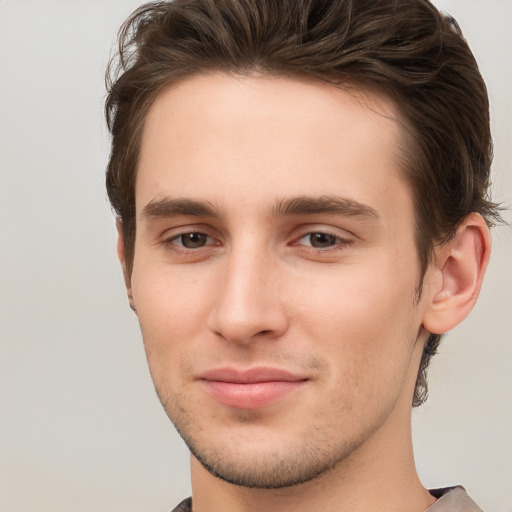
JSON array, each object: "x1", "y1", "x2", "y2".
[
  {"x1": 271, "y1": 195, "x2": 380, "y2": 220},
  {"x1": 141, "y1": 195, "x2": 379, "y2": 221},
  {"x1": 142, "y1": 197, "x2": 220, "y2": 220}
]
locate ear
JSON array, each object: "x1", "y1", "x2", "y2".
[
  {"x1": 116, "y1": 218, "x2": 136, "y2": 312},
  {"x1": 422, "y1": 213, "x2": 491, "y2": 334}
]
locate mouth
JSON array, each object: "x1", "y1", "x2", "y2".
[{"x1": 198, "y1": 367, "x2": 309, "y2": 409}]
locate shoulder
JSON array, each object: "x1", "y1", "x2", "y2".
[
  {"x1": 169, "y1": 497, "x2": 192, "y2": 512},
  {"x1": 427, "y1": 486, "x2": 483, "y2": 512}
]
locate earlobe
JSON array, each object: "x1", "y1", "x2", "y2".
[
  {"x1": 422, "y1": 213, "x2": 491, "y2": 335},
  {"x1": 116, "y1": 218, "x2": 136, "y2": 313}
]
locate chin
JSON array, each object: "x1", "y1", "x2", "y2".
[
  {"x1": 172, "y1": 411, "x2": 360, "y2": 489},
  {"x1": 189, "y1": 440, "x2": 342, "y2": 489}
]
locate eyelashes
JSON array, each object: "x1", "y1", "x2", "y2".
[
  {"x1": 293, "y1": 232, "x2": 353, "y2": 250},
  {"x1": 171, "y1": 232, "x2": 213, "y2": 249},
  {"x1": 162, "y1": 231, "x2": 219, "y2": 258},
  {"x1": 161, "y1": 228, "x2": 354, "y2": 259}
]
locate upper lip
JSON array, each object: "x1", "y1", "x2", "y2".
[{"x1": 198, "y1": 367, "x2": 308, "y2": 383}]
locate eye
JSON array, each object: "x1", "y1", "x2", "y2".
[
  {"x1": 297, "y1": 232, "x2": 348, "y2": 249},
  {"x1": 161, "y1": 229, "x2": 221, "y2": 260},
  {"x1": 171, "y1": 232, "x2": 211, "y2": 249}
]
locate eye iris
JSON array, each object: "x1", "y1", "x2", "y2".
[
  {"x1": 181, "y1": 233, "x2": 207, "y2": 248},
  {"x1": 310, "y1": 233, "x2": 337, "y2": 248}
]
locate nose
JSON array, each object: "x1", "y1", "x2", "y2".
[{"x1": 207, "y1": 246, "x2": 289, "y2": 345}]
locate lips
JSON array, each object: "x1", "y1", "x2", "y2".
[{"x1": 198, "y1": 367, "x2": 308, "y2": 409}]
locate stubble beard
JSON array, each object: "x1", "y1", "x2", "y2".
[
  {"x1": 147, "y1": 324, "x2": 420, "y2": 490},
  {"x1": 157, "y1": 392, "x2": 366, "y2": 490},
  {"x1": 185, "y1": 424, "x2": 345, "y2": 489}
]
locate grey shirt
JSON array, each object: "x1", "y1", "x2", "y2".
[
  {"x1": 170, "y1": 486, "x2": 483, "y2": 511},
  {"x1": 427, "y1": 487, "x2": 483, "y2": 511}
]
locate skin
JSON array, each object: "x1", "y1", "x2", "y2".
[{"x1": 118, "y1": 73, "x2": 490, "y2": 512}]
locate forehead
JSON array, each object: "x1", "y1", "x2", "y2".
[{"x1": 137, "y1": 73, "x2": 410, "y2": 218}]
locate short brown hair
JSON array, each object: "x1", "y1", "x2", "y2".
[{"x1": 105, "y1": 0, "x2": 501, "y2": 406}]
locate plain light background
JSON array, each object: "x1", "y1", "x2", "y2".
[{"x1": 0, "y1": 0, "x2": 510, "y2": 511}]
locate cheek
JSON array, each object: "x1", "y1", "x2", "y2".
[
  {"x1": 131, "y1": 264, "x2": 213, "y2": 369},
  {"x1": 293, "y1": 260, "x2": 420, "y2": 390},
  {"x1": 295, "y1": 257, "x2": 418, "y2": 335}
]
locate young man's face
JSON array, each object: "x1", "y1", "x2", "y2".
[{"x1": 126, "y1": 73, "x2": 432, "y2": 488}]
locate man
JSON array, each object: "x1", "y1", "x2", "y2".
[{"x1": 105, "y1": 0, "x2": 501, "y2": 510}]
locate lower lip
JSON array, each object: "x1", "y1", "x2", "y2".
[{"x1": 201, "y1": 380, "x2": 307, "y2": 409}]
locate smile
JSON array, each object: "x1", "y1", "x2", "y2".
[{"x1": 198, "y1": 367, "x2": 309, "y2": 409}]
